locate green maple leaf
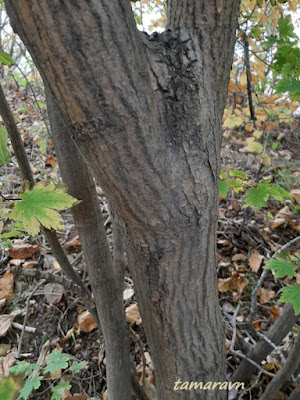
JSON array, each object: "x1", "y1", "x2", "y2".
[
  {"x1": 228, "y1": 170, "x2": 249, "y2": 179},
  {"x1": 244, "y1": 182, "x2": 270, "y2": 210},
  {"x1": 228, "y1": 179, "x2": 245, "y2": 194},
  {"x1": 17, "y1": 376, "x2": 41, "y2": 400},
  {"x1": 218, "y1": 180, "x2": 229, "y2": 198},
  {"x1": 278, "y1": 16, "x2": 298, "y2": 41},
  {"x1": 0, "y1": 126, "x2": 10, "y2": 166},
  {"x1": 268, "y1": 185, "x2": 293, "y2": 202},
  {"x1": 245, "y1": 181, "x2": 293, "y2": 210},
  {"x1": 280, "y1": 285, "x2": 300, "y2": 315},
  {"x1": 43, "y1": 351, "x2": 71, "y2": 374},
  {"x1": 9, "y1": 362, "x2": 29, "y2": 376},
  {"x1": 275, "y1": 78, "x2": 300, "y2": 96},
  {"x1": 51, "y1": 381, "x2": 71, "y2": 400},
  {"x1": 69, "y1": 361, "x2": 87, "y2": 373},
  {"x1": 0, "y1": 51, "x2": 14, "y2": 67},
  {"x1": 10, "y1": 183, "x2": 77, "y2": 236},
  {"x1": 265, "y1": 259, "x2": 298, "y2": 279}
]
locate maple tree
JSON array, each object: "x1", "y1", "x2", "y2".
[{"x1": 0, "y1": 1, "x2": 299, "y2": 400}]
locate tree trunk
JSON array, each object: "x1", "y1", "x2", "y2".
[
  {"x1": 5, "y1": 1, "x2": 240, "y2": 398},
  {"x1": 46, "y1": 90, "x2": 132, "y2": 399}
]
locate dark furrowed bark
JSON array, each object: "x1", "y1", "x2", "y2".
[
  {"x1": 5, "y1": 1, "x2": 240, "y2": 398},
  {"x1": 46, "y1": 90, "x2": 132, "y2": 400}
]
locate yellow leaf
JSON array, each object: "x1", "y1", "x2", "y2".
[
  {"x1": 245, "y1": 123, "x2": 254, "y2": 133},
  {"x1": 246, "y1": 138, "x2": 263, "y2": 153},
  {"x1": 264, "y1": 94, "x2": 281, "y2": 104},
  {"x1": 235, "y1": 117, "x2": 244, "y2": 127},
  {"x1": 263, "y1": 154, "x2": 271, "y2": 166},
  {"x1": 253, "y1": 130, "x2": 263, "y2": 139},
  {"x1": 265, "y1": 121, "x2": 277, "y2": 131}
]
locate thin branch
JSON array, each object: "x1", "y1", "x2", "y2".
[
  {"x1": 244, "y1": 34, "x2": 256, "y2": 124},
  {"x1": 17, "y1": 279, "x2": 45, "y2": 358},
  {"x1": 11, "y1": 266, "x2": 81, "y2": 293},
  {"x1": 260, "y1": 333, "x2": 300, "y2": 400},
  {"x1": 229, "y1": 349, "x2": 275, "y2": 378}
]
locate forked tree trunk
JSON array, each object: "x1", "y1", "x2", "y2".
[{"x1": 6, "y1": 1, "x2": 240, "y2": 398}]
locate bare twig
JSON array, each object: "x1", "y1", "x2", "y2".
[
  {"x1": 11, "y1": 322, "x2": 36, "y2": 333},
  {"x1": 230, "y1": 304, "x2": 240, "y2": 352},
  {"x1": 11, "y1": 266, "x2": 81, "y2": 293},
  {"x1": 17, "y1": 279, "x2": 45, "y2": 358},
  {"x1": 260, "y1": 333, "x2": 300, "y2": 400},
  {"x1": 256, "y1": 330, "x2": 286, "y2": 365},
  {"x1": 229, "y1": 304, "x2": 275, "y2": 378},
  {"x1": 229, "y1": 349, "x2": 275, "y2": 378},
  {"x1": 244, "y1": 34, "x2": 256, "y2": 125},
  {"x1": 238, "y1": 371, "x2": 262, "y2": 400},
  {"x1": 233, "y1": 303, "x2": 297, "y2": 384}
]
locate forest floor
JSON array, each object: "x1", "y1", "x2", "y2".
[{"x1": 0, "y1": 83, "x2": 300, "y2": 400}]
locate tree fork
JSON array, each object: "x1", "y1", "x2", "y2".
[{"x1": 5, "y1": 1, "x2": 240, "y2": 398}]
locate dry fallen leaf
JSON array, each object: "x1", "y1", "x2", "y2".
[
  {"x1": 8, "y1": 243, "x2": 40, "y2": 259},
  {"x1": 126, "y1": 303, "x2": 142, "y2": 325},
  {"x1": 217, "y1": 274, "x2": 249, "y2": 294},
  {"x1": 291, "y1": 189, "x2": 300, "y2": 205},
  {"x1": 0, "y1": 310, "x2": 23, "y2": 337},
  {"x1": 43, "y1": 255, "x2": 60, "y2": 270},
  {"x1": 270, "y1": 305, "x2": 282, "y2": 322},
  {"x1": 0, "y1": 350, "x2": 16, "y2": 377},
  {"x1": 0, "y1": 271, "x2": 14, "y2": 300},
  {"x1": 270, "y1": 206, "x2": 292, "y2": 230},
  {"x1": 9, "y1": 259, "x2": 24, "y2": 267},
  {"x1": 248, "y1": 251, "x2": 264, "y2": 273},
  {"x1": 44, "y1": 155, "x2": 57, "y2": 168},
  {"x1": 253, "y1": 319, "x2": 260, "y2": 331},
  {"x1": 257, "y1": 288, "x2": 275, "y2": 304},
  {"x1": 231, "y1": 253, "x2": 247, "y2": 262},
  {"x1": 269, "y1": 217, "x2": 286, "y2": 229},
  {"x1": 62, "y1": 235, "x2": 81, "y2": 249},
  {"x1": 23, "y1": 261, "x2": 39, "y2": 269},
  {"x1": 43, "y1": 283, "x2": 65, "y2": 305},
  {"x1": 226, "y1": 338, "x2": 231, "y2": 350},
  {"x1": 65, "y1": 396, "x2": 87, "y2": 400},
  {"x1": 77, "y1": 311, "x2": 97, "y2": 333}
]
